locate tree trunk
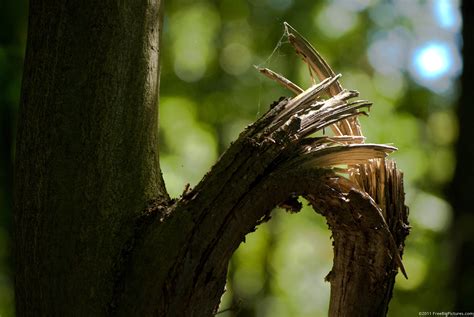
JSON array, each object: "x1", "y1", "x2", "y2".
[
  {"x1": 14, "y1": 0, "x2": 168, "y2": 315},
  {"x1": 14, "y1": 1, "x2": 408, "y2": 316}
]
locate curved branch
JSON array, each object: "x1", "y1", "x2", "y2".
[{"x1": 115, "y1": 82, "x2": 408, "y2": 316}]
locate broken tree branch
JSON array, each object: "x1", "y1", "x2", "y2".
[{"x1": 115, "y1": 53, "x2": 408, "y2": 315}]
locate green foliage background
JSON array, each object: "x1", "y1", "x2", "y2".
[{"x1": 0, "y1": 0, "x2": 462, "y2": 316}]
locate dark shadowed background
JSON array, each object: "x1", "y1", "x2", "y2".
[{"x1": 1, "y1": 0, "x2": 472, "y2": 316}]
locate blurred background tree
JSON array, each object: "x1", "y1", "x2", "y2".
[
  {"x1": 0, "y1": 0, "x2": 468, "y2": 316},
  {"x1": 0, "y1": 0, "x2": 28, "y2": 315}
]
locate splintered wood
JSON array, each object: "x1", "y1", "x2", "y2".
[{"x1": 257, "y1": 22, "x2": 409, "y2": 281}]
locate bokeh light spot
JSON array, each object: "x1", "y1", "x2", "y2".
[
  {"x1": 367, "y1": 27, "x2": 410, "y2": 75},
  {"x1": 373, "y1": 72, "x2": 406, "y2": 100},
  {"x1": 396, "y1": 252, "x2": 429, "y2": 290},
  {"x1": 315, "y1": 3, "x2": 358, "y2": 38},
  {"x1": 413, "y1": 43, "x2": 451, "y2": 80},
  {"x1": 170, "y1": 4, "x2": 220, "y2": 82},
  {"x1": 434, "y1": 0, "x2": 461, "y2": 30},
  {"x1": 160, "y1": 97, "x2": 218, "y2": 197},
  {"x1": 220, "y1": 43, "x2": 252, "y2": 75},
  {"x1": 411, "y1": 192, "x2": 452, "y2": 232}
]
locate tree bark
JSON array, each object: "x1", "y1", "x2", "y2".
[
  {"x1": 14, "y1": 1, "x2": 408, "y2": 316},
  {"x1": 14, "y1": 0, "x2": 168, "y2": 315},
  {"x1": 323, "y1": 160, "x2": 409, "y2": 316}
]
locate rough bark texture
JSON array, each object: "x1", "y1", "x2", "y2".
[
  {"x1": 14, "y1": 0, "x2": 168, "y2": 315},
  {"x1": 321, "y1": 160, "x2": 409, "y2": 316},
  {"x1": 14, "y1": 1, "x2": 408, "y2": 316}
]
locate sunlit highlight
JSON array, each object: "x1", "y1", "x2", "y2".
[
  {"x1": 434, "y1": 0, "x2": 460, "y2": 29},
  {"x1": 413, "y1": 43, "x2": 451, "y2": 80}
]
